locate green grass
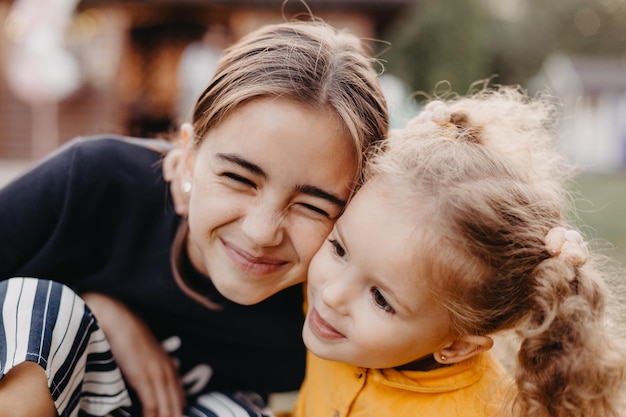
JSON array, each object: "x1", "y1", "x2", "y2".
[{"x1": 570, "y1": 172, "x2": 626, "y2": 269}]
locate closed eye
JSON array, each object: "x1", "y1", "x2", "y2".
[
  {"x1": 299, "y1": 203, "x2": 330, "y2": 218},
  {"x1": 295, "y1": 184, "x2": 345, "y2": 219},
  {"x1": 223, "y1": 172, "x2": 257, "y2": 188}
]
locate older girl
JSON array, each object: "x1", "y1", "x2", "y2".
[{"x1": 0, "y1": 20, "x2": 388, "y2": 417}]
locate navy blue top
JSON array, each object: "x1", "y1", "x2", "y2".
[{"x1": 0, "y1": 136, "x2": 306, "y2": 412}]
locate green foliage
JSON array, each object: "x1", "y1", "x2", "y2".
[
  {"x1": 381, "y1": 0, "x2": 493, "y2": 96},
  {"x1": 381, "y1": 0, "x2": 626, "y2": 94},
  {"x1": 493, "y1": 0, "x2": 626, "y2": 84}
]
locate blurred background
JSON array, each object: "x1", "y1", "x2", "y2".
[{"x1": 0, "y1": 0, "x2": 624, "y2": 267}]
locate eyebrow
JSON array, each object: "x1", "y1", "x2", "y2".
[
  {"x1": 217, "y1": 152, "x2": 347, "y2": 209},
  {"x1": 296, "y1": 185, "x2": 346, "y2": 209},
  {"x1": 218, "y1": 153, "x2": 266, "y2": 178}
]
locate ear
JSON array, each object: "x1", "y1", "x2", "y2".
[
  {"x1": 164, "y1": 123, "x2": 198, "y2": 216},
  {"x1": 434, "y1": 335, "x2": 494, "y2": 365},
  {"x1": 180, "y1": 123, "x2": 197, "y2": 181},
  {"x1": 180, "y1": 122, "x2": 193, "y2": 145}
]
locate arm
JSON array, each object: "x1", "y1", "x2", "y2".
[
  {"x1": 0, "y1": 363, "x2": 57, "y2": 417},
  {"x1": 82, "y1": 292, "x2": 185, "y2": 417}
]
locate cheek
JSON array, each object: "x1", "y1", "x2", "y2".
[
  {"x1": 292, "y1": 221, "x2": 334, "y2": 264},
  {"x1": 187, "y1": 187, "x2": 243, "y2": 233},
  {"x1": 354, "y1": 322, "x2": 415, "y2": 361},
  {"x1": 306, "y1": 246, "x2": 335, "y2": 293}
]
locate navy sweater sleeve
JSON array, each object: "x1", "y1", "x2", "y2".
[
  {"x1": 0, "y1": 139, "x2": 80, "y2": 279},
  {"x1": 0, "y1": 136, "x2": 173, "y2": 285}
]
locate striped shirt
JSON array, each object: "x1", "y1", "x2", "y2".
[
  {"x1": 0, "y1": 278, "x2": 131, "y2": 416},
  {"x1": 0, "y1": 278, "x2": 274, "y2": 417}
]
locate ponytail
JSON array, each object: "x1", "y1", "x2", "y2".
[
  {"x1": 373, "y1": 87, "x2": 626, "y2": 417},
  {"x1": 515, "y1": 240, "x2": 626, "y2": 417}
]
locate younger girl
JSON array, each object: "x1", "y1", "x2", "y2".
[
  {"x1": 296, "y1": 87, "x2": 626, "y2": 417},
  {"x1": 0, "y1": 19, "x2": 388, "y2": 417}
]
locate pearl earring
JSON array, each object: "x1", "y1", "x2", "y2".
[{"x1": 182, "y1": 181, "x2": 192, "y2": 193}]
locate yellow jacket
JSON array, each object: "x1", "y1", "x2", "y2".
[{"x1": 293, "y1": 351, "x2": 511, "y2": 417}]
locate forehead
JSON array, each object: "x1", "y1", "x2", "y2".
[
  {"x1": 340, "y1": 182, "x2": 435, "y2": 305},
  {"x1": 199, "y1": 98, "x2": 359, "y2": 189},
  {"x1": 343, "y1": 180, "x2": 425, "y2": 236},
  {"x1": 205, "y1": 97, "x2": 346, "y2": 146}
]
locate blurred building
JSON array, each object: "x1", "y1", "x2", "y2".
[
  {"x1": 531, "y1": 53, "x2": 626, "y2": 172},
  {"x1": 0, "y1": 0, "x2": 414, "y2": 161}
]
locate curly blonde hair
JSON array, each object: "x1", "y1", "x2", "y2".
[{"x1": 367, "y1": 86, "x2": 626, "y2": 417}]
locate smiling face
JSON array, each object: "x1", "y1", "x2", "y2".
[
  {"x1": 183, "y1": 98, "x2": 357, "y2": 305},
  {"x1": 303, "y1": 180, "x2": 453, "y2": 369}
]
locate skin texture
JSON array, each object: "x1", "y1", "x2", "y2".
[
  {"x1": 303, "y1": 180, "x2": 492, "y2": 370},
  {"x1": 182, "y1": 97, "x2": 357, "y2": 306}
]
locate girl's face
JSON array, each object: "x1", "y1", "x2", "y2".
[
  {"x1": 184, "y1": 98, "x2": 357, "y2": 305},
  {"x1": 303, "y1": 180, "x2": 452, "y2": 369}
]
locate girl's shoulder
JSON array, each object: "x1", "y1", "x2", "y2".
[
  {"x1": 60, "y1": 135, "x2": 172, "y2": 182},
  {"x1": 64, "y1": 134, "x2": 173, "y2": 161},
  {"x1": 30, "y1": 135, "x2": 175, "y2": 206}
]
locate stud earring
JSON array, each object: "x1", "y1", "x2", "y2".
[
  {"x1": 440, "y1": 355, "x2": 447, "y2": 362},
  {"x1": 182, "y1": 181, "x2": 192, "y2": 193}
]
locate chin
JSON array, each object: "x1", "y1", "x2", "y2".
[
  {"x1": 234, "y1": 285, "x2": 283, "y2": 305},
  {"x1": 226, "y1": 291, "x2": 267, "y2": 306},
  {"x1": 302, "y1": 330, "x2": 330, "y2": 359},
  {"x1": 237, "y1": 297, "x2": 266, "y2": 306}
]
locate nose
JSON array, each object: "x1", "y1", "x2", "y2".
[
  {"x1": 320, "y1": 274, "x2": 352, "y2": 316},
  {"x1": 241, "y1": 202, "x2": 285, "y2": 247}
]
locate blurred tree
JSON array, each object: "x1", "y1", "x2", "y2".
[
  {"x1": 492, "y1": 0, "x2": 626, "y2": 85},
  {"x1": 380, "y1": 0, "x2": 626, "y2": 96},
  {"x1": 380, "y1": 0, "x2": 494, "y2": 96}
]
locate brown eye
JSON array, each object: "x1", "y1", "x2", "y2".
[
  {"x1": 328, "y1": 239, "x2": 347, "y2": 260},
  {"x1": 371, "y1": 287, "x2": 394, "y2": 314}
]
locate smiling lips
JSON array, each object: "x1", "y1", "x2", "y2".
[
  {"x1": 309, "y1": 308, "x2": 344, "y2": 340},
  {"x1": 222, "y1": 239, "x2": 288, "y2": 276}
]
